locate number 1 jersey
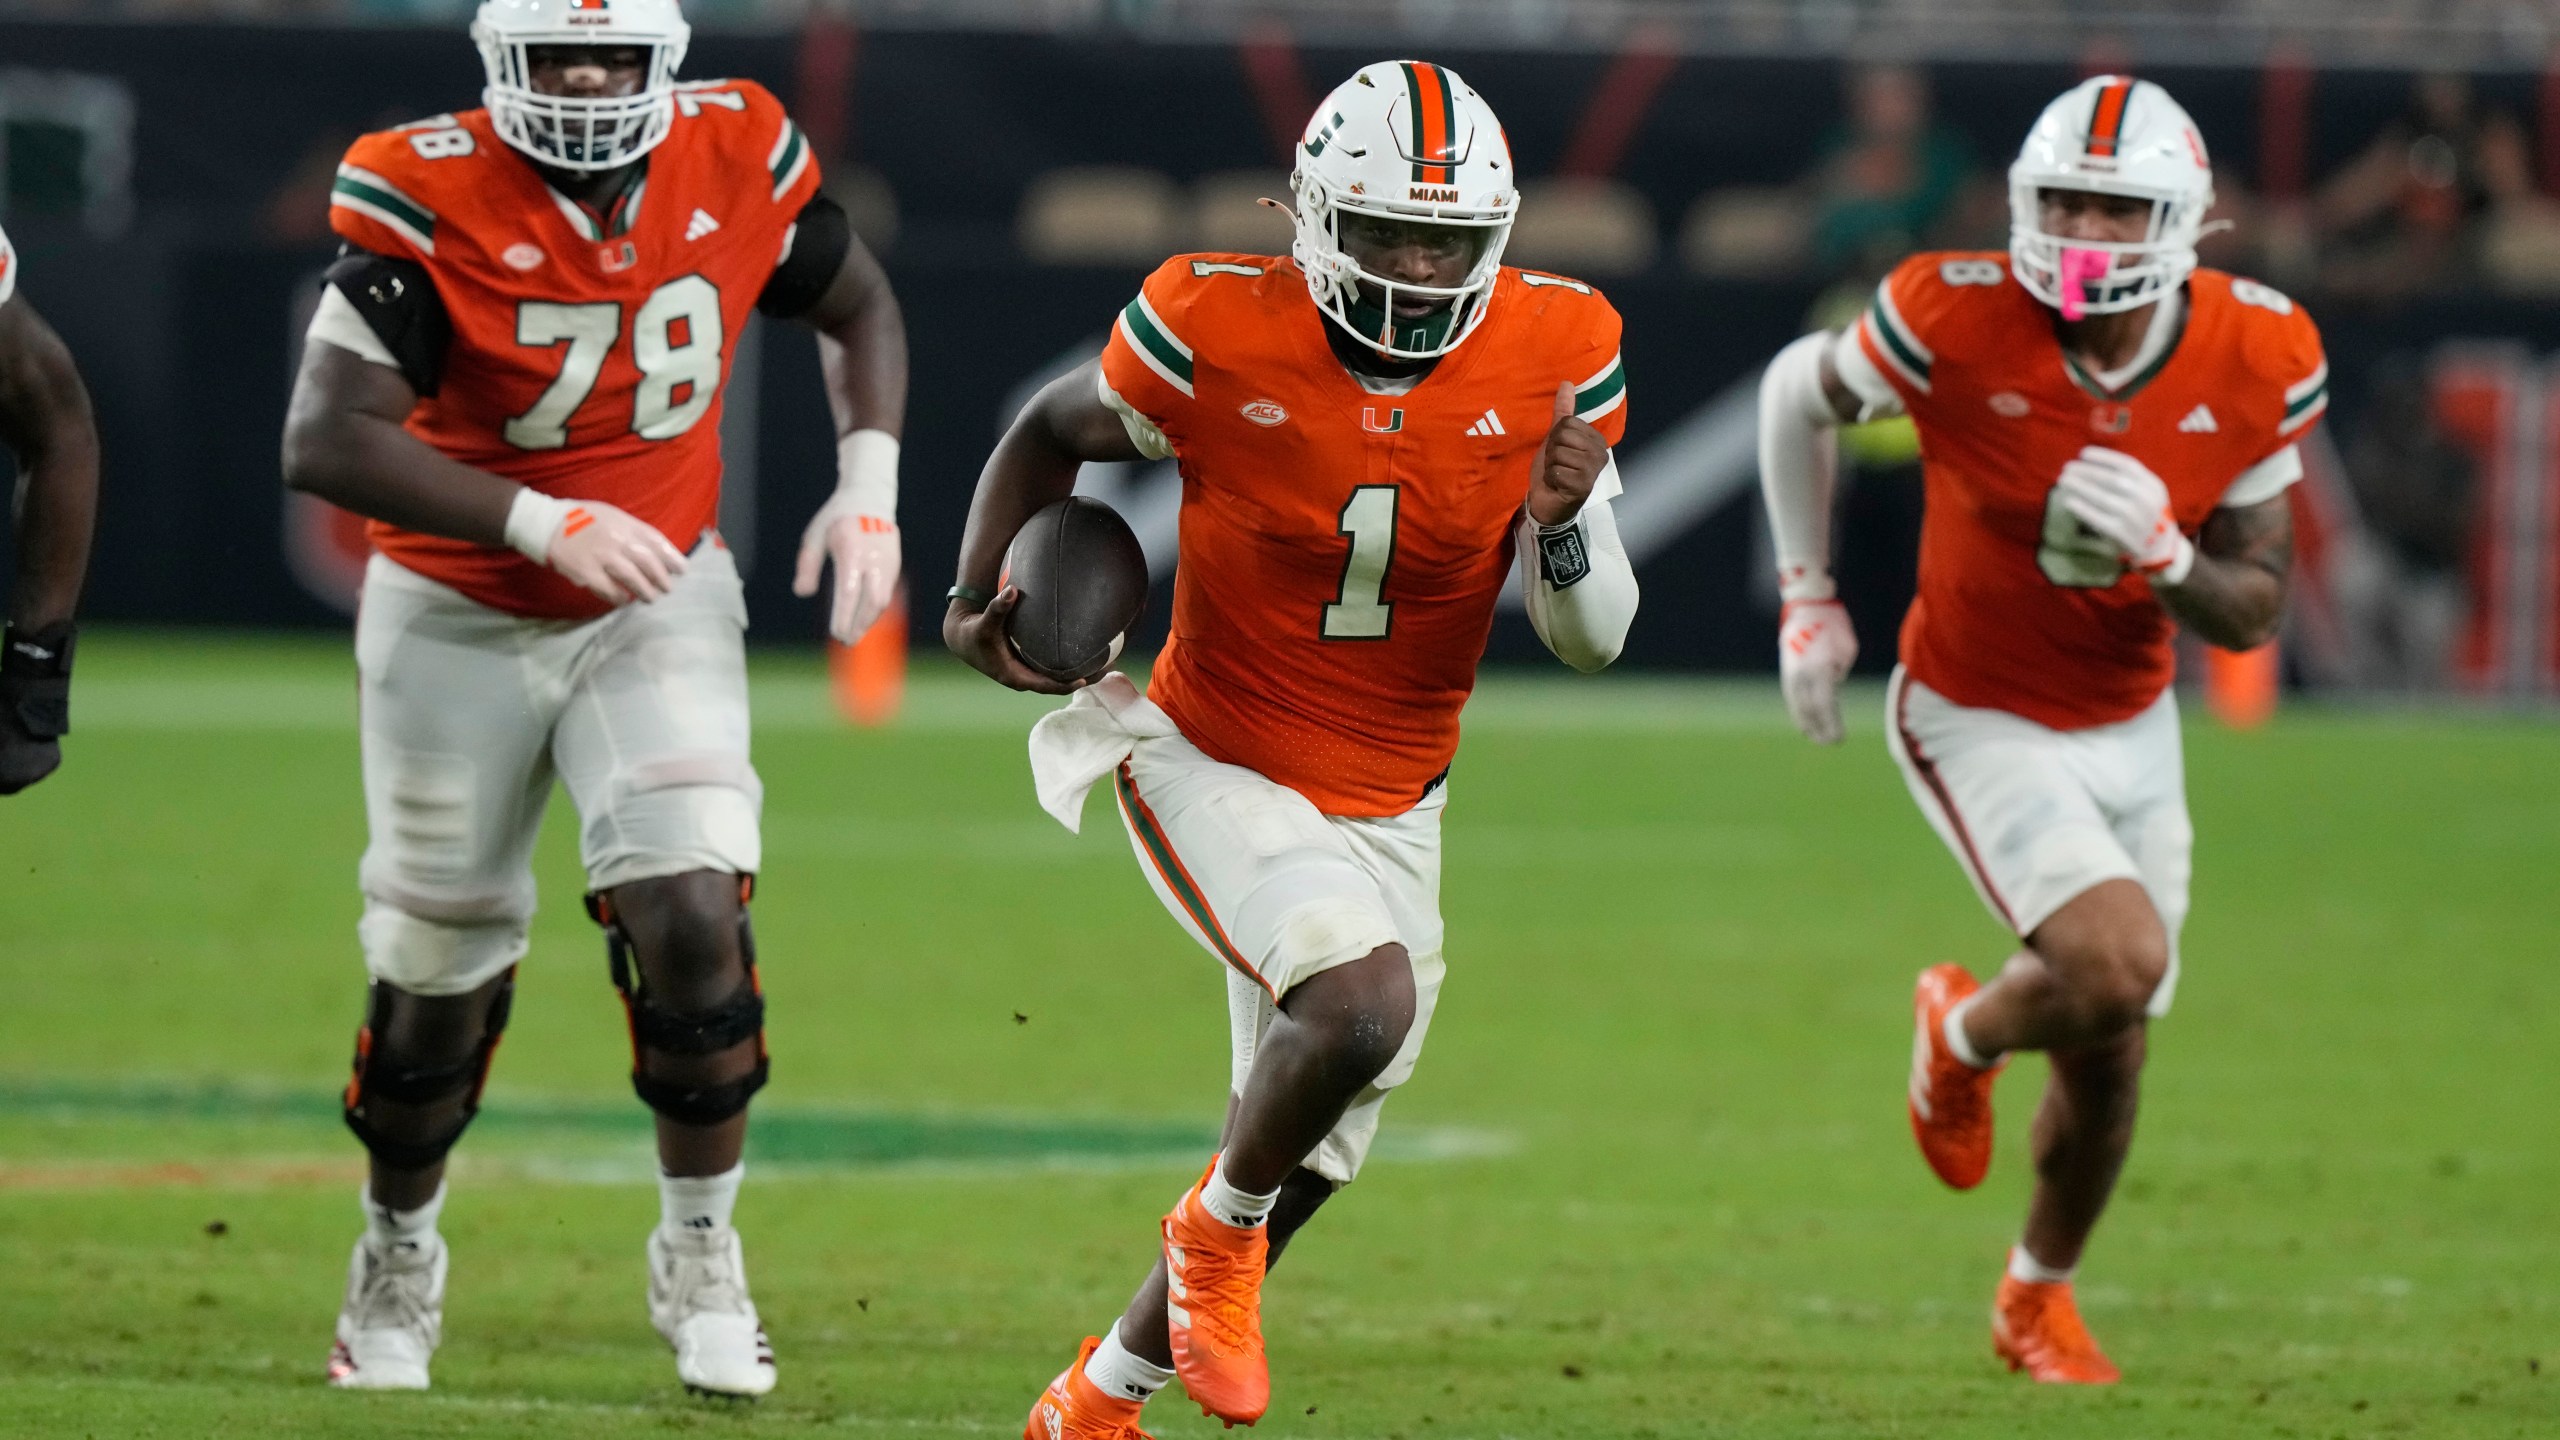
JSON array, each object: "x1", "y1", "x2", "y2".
[
  {"x1": 1099, "y1": 256, "x2": 1628, "y2": 817},
  {"x1": 328, "y1": 80, "x2": 820, "y2": 619}
]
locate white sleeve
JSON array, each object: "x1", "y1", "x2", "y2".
[
  {"x1": 305, "y1": 283, "x2": 400, "y2": 369},
  {"x1": 1828, "y1": 324, "x2": 1904, "y2": 422},
  {"x1": 2218, "y1": 444, "x2": 2303, "y2": 509},
  {"x1": 1095, "y1": 368, "x2": 1175, "y2": 461},
  {"x1": 1757, "y1": 330, "x2": 1844, "y2": 601},
  {"x1": 1517, "y1": 456, "x2": 1638, "y2": 673}
]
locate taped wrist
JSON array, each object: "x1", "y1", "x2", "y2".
[
  {"x1": 832, "y1": 428, "x2": 900, "y2": 523},
  {"x1": 342, "y1": 972, "x2": 515, "y2": 1172},
  {"x1": 0, "y1": 623, "x2": 74, "y2": 739},
  {"x1": 504, "y1": 489, "x2": 576, "y2": 564},
  {"x1": 1533, "y1": 516, "x2": 1592, "y2": 590},
  {"x1": 592, "y1": 892, "x2": 770, "y2": 1127}
]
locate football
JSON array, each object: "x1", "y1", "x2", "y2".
[{"x1": 1001, "y1": 496, "x2": 1148, "y2": 684}]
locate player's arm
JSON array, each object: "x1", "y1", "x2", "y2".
[
  {"x1": 2056, "y1": 447, "x2": 2292, "y2": 649},
  {"x1": 279, "y1": 251, "x2": 685, "y2": 605},
  {"x1": 1757, "y1": 328, "x2": 1896, "y2": 743},
  {"x1": 0, "y1": 291, "x2": 100, "y2": 794},
  {"x1": 2152, "y1": 494, "x2": 2291, "y2": 650},
  {"x1": 1517, "y1": 380, "x2": 1637, "y2": 672},
  {"x1": 762, "y1": 196, "x2": 911, "y2": 643},
  {"x1": 944, "y1": 357, "x2": 1145, "y2": 694}
]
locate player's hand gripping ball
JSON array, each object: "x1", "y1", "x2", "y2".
[
  {"x1": 968, "y1": 497, "x2": 1147, "y2": 691},
  {"x1": 1002, "y1": 497, "x2": 1147, "y2": 684},
  {"x1": 1528, "y1": 380, "x2": 1609, "y2": 526}
]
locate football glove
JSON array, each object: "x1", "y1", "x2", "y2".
[
  {"x1": 0, "y1": 623, "x2": 73, "y2": 795},
  {"x1": 2056, "y1": 447, "x2": 2195, "y2": 585},
  {"x1": 1778, "y1": 592, "x2": 1857, "y2": 746}
]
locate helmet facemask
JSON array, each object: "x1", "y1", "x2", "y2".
[
  {"x1": 2008, "y1": 180, "x2": 2206, "y2": 320},
  {"x1": 475, "y1": 30, "x2": 686, "y2": 172},
  {"x1": 1293, "y1": 181, "x2": 1509, "y2": 360}
]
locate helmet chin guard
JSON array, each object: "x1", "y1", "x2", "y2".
[
  {"x1": 2007, "y1": 75, "x2": 2214, "y2": 318},
  {"x1": 1288, "y1": 60, "x2": 1518, "y2": 362},
  {"x1": 472, "y1": 0, "x2": 691, "y2": 173}
]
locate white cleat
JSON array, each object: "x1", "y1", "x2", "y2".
[
  {"x1": 327, "y1": 1233, "x2": 445, "y2": 1390},
  {"x1": 648, "y1": 1224, "x2": 777, "y2": 1399}
]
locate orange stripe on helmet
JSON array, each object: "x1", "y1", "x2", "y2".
[
  {"x1": 1408, "y1": 62, "x2": 1456, "y2": 184},
  {"x1": 2086, "y1": 79, "x2": 2134, "y2": 160}
]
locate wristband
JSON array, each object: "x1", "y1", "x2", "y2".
[
  {"x1": 503, "y1": 488, "x2": 575, "y2": 564},
  {"x1": 1, "y1": 622, "x2": 75, "y2": 739},
  {"x1": 2149, "y1": 532, "x2": 2197, "y2": 587},
  {"x1": 946, "y1": 584, "x2": 994, "y2": 608},
  {"x1": 1777, "y1": 564, "x2": 1838, "y2": 604},
  {"x1": 1535, "y1": 518, "x2": 1591, "y2": 590},
  {"x1": 835, "y1": 428, "x2": 900, "y2": 522}
]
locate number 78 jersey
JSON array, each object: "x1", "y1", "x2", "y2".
[
  {"x1": 1852, "y1": 252, "x2": 2327, "y2": 729},
  {"x1": 328, "y1": 80, "x2": 819, "y2": 619}
]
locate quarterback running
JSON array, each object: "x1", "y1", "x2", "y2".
[
  {"x1": 1757, "y1": 76, "x2": 2324, "y2": 1381},
  {"x1": 0, "y1": 223, "x2": 102, "y2": 797},
  {"x1": 948, "y1": 62, "x2": 1638, "y2": 1435},
  {"x1": 280, "y1": 0, "x2": 908, "y2": 1398}
]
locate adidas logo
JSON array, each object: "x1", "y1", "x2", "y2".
[
  {"x1": 685, "y1": 208, "x2": 721, "y2": 241},
  {"x1": 1464, "y1": 408, "x2": 1506, "y2": 437},
  {"x1": 2178, "y1": 403, "x2": 2217, "y2": 433}
]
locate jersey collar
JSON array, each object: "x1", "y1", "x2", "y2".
[{"x1": 2059, "y1": 284, "x2": 2187, "y2": 402}]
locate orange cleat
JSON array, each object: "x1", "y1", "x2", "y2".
[
  {"x1": 1025, "y1": 1336, "x2": 1157, "y2": 1440},
  {"x1": 1993, "y1": 1275, "x2": 2121, "y2": 1384},
  {"x1": 1909, "y1": 963, "x2": 2004, "y2": 1190},
  {"x1": 1162, "y1": 1159, "x2": 1270, "y2": 1427}
]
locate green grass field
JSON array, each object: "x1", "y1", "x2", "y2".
[{"x1": 1, "y1": 632, "x2": 2552, "y2": 1438}]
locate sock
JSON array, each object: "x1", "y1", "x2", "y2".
[
  {"x1": 1082, "y1": 1319, "x2": 1174, "y2": 1404},
  {"x1": 1944, "y1": 994, "x2": 1999, "y2": 1069},
  {"x1": 2008, "y1": 1244, "x2": 2076, "y2": 1286},
  {"x1": 363, "y1": 1182, "x2": 445, "y2": 1256},
  {"x1": 1194, "y1": 1154, "x2": 1279, "y2": 1230},
  {"x1": 659, "y1": 1162, "x2": 745, "y2": 1234}
]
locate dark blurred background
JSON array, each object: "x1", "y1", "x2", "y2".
[{"x1": 2, "y1": 0, "x2": 2558, "y2": 696}]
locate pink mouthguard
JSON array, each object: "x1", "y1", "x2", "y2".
[{"x1": 2057, "y1": 247, "x2": 2110, "y2": 321}]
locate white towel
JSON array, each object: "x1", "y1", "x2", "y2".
[{"x1": 1026, "y1": 673, "x2": 1182, "y2": 833}]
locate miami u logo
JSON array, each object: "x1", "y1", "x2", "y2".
[{"x1": 1362, "y1": 407, "x2": 1405, "y2": 434}]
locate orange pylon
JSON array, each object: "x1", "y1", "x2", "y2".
[
  {"x1": 2203, "y1": 640, "x2": 2278, "y2": 730},
  {"x1": 830, "y1": 581, "x2": 907, "y2": 727}
]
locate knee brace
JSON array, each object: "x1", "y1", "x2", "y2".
[
  {"x1": 589, "y1": 888, "x2": 769, "y2": 1127},
  {"x1": 342, "y1": 970, "x2": 515, "y2": 1171}
]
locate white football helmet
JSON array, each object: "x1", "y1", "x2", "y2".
[
  {"x1": 1290, "y1": 61, "x2": 1519, "y2": 360},
  {"x1": 2008, "y1": 75, "x2": 2214, "y2": 317},
  {"x1": 473, "y1": 0, "x2": 691, "y2": 173}
]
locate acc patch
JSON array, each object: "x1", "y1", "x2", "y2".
[
  {"x1": 502, "y1": 243, "x2": 545, "y2": 271},
  {"x1": 1240, "y1": 399, "x2": 1289, "y2": 427}
]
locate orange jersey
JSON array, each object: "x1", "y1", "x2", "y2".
[
  {"x1": 329, "y1": 81, "x2": 820, "y2": 619},
  {"x1": 1854, "y1": 253, "x2": 2327, "y2": 729},
  {"x1": 1101, "y1": 256, "x2": 1628, "y2": 816}
]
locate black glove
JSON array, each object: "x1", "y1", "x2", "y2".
[{"x1": 0, "y1": 622, "x2": 74, "y2": 795}]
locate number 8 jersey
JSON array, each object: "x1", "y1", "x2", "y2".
[
  {"x1": 327, "y1": 79, "x2": 820, "y2": 619},
  {"x1": 1846, "y1": 251, "x2": 2328, "y2": 729}
]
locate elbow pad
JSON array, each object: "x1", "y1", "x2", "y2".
[{"x1": 324, "y1": 248, "x2": 450, "y2": 396}]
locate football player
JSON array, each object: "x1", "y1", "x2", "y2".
[
  {"x1": 280, "y1": 0, "x2": 907, "y2": 1398},
  {"x1": 949, "y1": 62, "x2": 1639, "y2": 1436},
  {"x1": 0, "y1": 222, "x2": 101, "y2": 797},
  {"x1": 1757, "y1": 76, "x2": 2324, "y2": 1382}
]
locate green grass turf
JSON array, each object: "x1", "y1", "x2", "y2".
[{"x1": 0, "y1": 630, "x2": 2552, "y2": 1437}]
